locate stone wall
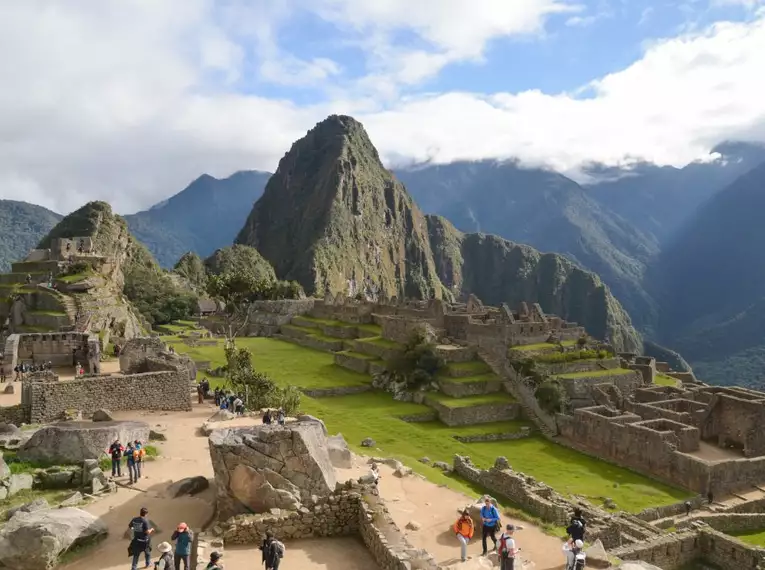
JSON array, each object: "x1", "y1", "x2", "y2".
[
  {"x1": 678, "y1": 513, "x2": 765, "y2": 534},
  {"x1": 379, "y1": 316, "x2": 443, "y2": 345},
  {"x1": 559, "y1": 370, "x2": 643, "y2": 406},
  {"x1": 26, "y1": 371, "x2": 191, "y2": 423},
  {"x1": 119, "y1": 337, "x2": 196, "y2": 382},
  {"x1": 0, "y1": 404, "x2": 26, "y2": 425},
  {"x1": 5, "y1": 332, "x2": 95, "y2": 369},
  {"x1": 247, "y1": 299, "x2": 315, "y2": 336},
  {"x1": 425, "y1": 397, "x2": 521, "y2": 426}
]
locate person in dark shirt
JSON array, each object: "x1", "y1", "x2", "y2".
[
  {"x1": 567, "y1": 508, "x2": 586, "y2": 542},
  {"x1": 128, "y1": 507, "x2": 154, "y2": 570},
  {"x1": 107, "y1": 439, "x2": 124, "y2": 477}
]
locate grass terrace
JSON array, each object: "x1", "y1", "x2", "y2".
[
  {"x1": 426, "y1": 392, "x2": 516, "y2": 408},
  {"x1": 295, "y1": 315, "x2": 382, "y2": 335},
  {"x1": 553, "y1": 368, "x2": 636, "y2": 380},
  {"x1": 655, "y1": 374, "x2": 680, "y2": 387},
  {"x1": 728, "y1": 528, "x2": 765, "y2": 548},
  {"x1": 438, "y1": 372, "x2": 499, "y2": 385},
  {"x1": 510, "y1": 340, "x2": 578, "y2": 352},
  {"x1": 356, "y1": 336, "x2": 403, "y2": 349},
  {"x1": 56, "y1": 271, "x2": 94, "y2": 284},
  {"x1": 164, "y1": 323, "x2": 692, "y2": 514},
  {"x1": 443, "y1": 361, "x2": 492, "y2": 375}
]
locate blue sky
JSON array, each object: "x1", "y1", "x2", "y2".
[{"x1": 0, "y1": 0, "x2": 764, "y2": 213}]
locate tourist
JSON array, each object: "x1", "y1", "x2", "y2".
[
  {"x1": 126, "y1": 442, "x2": 138, "y2": 484},
  {"x1": 262, "y1": 409, "x2": 272, "y2": 424},
  {"x1": 563, "y1": 538, "x2": 586, "y2": 570},
  {"x1": 453, "y1": 509, "x2": 475, "y2": 562},
  {"x1": 107, "y1": 438, "x2": 124, "y2": 477},
  {"x1": 128, "y1": 507, "x2": 154, "y2": 570},
  {"x1": 205, "y1": 551, "x2": 223, "y2": 570},
  {"x1": 260, "y1": 531, "x2": 285, "y2": 570},
  {"x1": 0, "y1": 366, "x2": 5, "y2": 383},
  {"x1": 171, "y1": 522, "x2": 194, "y2": 570},
  {"x1": 370, "y1": 462, "x2": 381, "y2": 486},
  {"x1": 707, "y1": 491, "x2": 714, "y2": 505},
  {"x1": 134, "y1": 439, "x2": 145, "y2": 479},
  {"x1": 276, "y1": 408, "x2": 285, "y2": 425},
  {"x1": 567, "y1": 508, "x2": 586, "y2": 542},
  {"x1": 233, "y1": 395, "x2": 244, "y2": 416},
  {"x1": 684, "y1": 501, "x2": 692, "y2": 517},
  {"x1": 13, "y1": 364, "x2": 20, "y2": 381},
  {"x1": 498, "y1": 524, "x2": 520, "y2": 570},
  {"x1": 480, "y1": 497, "x2": 500, "y2": 555},
  {"x1": 154, "y1": 542, "x2": 174, "y2": 570},
  {"x1": 197, "y1": 381, "x2": 205, "y2": 404}
]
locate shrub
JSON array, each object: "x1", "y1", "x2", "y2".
[
  {"x1": 535, "y1": 380, "x2": 567, "y2": 414},
  {"x1": 385, "y1": 328, "x2": 444, "y2": 390},
  {"x1": 224, "y1": 344, "x2": 300, "y2": 412}
]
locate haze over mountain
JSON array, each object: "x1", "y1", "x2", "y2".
[
  {"x1": 124, "y1": 171, "x2": 270, "y2": 267},
  {"x1": 236, "y1": 115, "x2": 641, "y2": 352},
  {"x1": 650, "y1": 160, "x2": 765, "y2": 387},
  {"x1": 396, "y1": 161, "x2": 660, "y2": 332}
]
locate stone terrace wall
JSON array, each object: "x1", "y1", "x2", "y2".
[
  {"x1": 426, "y1": 398, "x2": 521, "y2": 426},
  {"x1": 379, "y1": 315, "x2": 444, "y2": 345},
  {"x1": 610, "y1": 530, "x2": 702, "y2": 569},
  {"x1": 700, "y1": 529, "x2": 765, "y2": 570},
  {"x1": 678, "y1": 513, "x2": 765, "y2": 534},
  {"x1": 248, "y1": 299, "x2": 315, "y2": 336},
  {"x1": 453, "y1": 455, "x2": 570, "y2": 525},
  {"x1": 0, "y1": 404, "x2": 26, "y2": 425},
  {"x1": 221, "y1": 485, "x2": 437, "y2": 570},
  {"x1": 27, "y1": 371, "x2": 191, "y2": 423},
  {"x1": 561, "y1": 370, "x2": 644, "y2": 405}
]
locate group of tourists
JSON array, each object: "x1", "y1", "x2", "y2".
[
  {"x1": 107, "y1": 438, "x2": 147, "y2": 485},
  {"x1": 262, "y1": 407, "x2": 285, "y2": 425},
  {"x1": 212, "y1": 387, "x2": 247, "y2": 416},
  {"x1": 453, "y1": 499, "x2": 588, "y2": 570},
  {"x1": 11, "y1": 360, "x2": 53, "y2": 380},
  {"x1": 126, "y1": 506, "x2": 285, "y2": 570}
]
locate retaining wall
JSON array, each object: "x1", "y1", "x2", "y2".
[
  {"x1": 425, "y1": 398, "x2": 521, "y2": 426},
  {"x1": 26, "y1": 371, "x2": 191, "y2": 423}
]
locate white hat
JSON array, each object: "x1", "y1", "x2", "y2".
[
  {"x1": 157, "y1": 542, "x2": 172, "y2": 553},
  {"x1": 574, "y1": 539, "x2": 584, "y2": 548}
]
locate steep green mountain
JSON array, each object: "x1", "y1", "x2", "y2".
[
  {"x1": 125, "y1": 170, "x2": 270, "y2": 268},
  {"x1": 651, "y1": 161, "x2": 765, "y2": 386},
  {"x1": 426, "y1": 216, "x2": 641, "y2": 351},
  {"x1": 235, "y1": 115, "x2": 444, "y2": 300},
  {"x1": 236, "y1": 114, "x2": 641, "y2": 351},
  {"x1": 0, "y1": 200, "x2": 62, "y2": 271},
  {"x1": 39, "y1": 201, "x2": 197, "y2": 329},
  {"x1": 396, "y1": 161, "x2": 659, "y2": 332},
  {"x1": 585, "y1": 142, "x2": 765, "y2": 244},
  {"x1": 203, "y1": 244, "x2": 277, "y2": 281}
]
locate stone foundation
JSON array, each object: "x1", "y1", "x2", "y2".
[{"x1": 426, "y1": 398, "x2": 521, "y2": 426}]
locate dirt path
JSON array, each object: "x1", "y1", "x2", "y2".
[{"x1": 0, "y1": 400, "x2": 564, "y2": 569}]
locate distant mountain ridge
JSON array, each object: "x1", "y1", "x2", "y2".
[
  {"x1": 0, "y1": 200, "x2": 62, "y2": 271},
  {"x1": 124, "y1": 170, "x2": 270, "y2": 267},
  {"x1": 236, "y1": 114, "x2": 641, "y2": 352}
]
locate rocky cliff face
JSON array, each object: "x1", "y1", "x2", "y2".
[
  {"x1": 235, "y1": 115, "x2": 641, "y2": 351},
  {"x1": 426, "y1": 215, "x2": 641, "y2": 352},
  {"x1": 235, "y1": 115, "x2": 443, "y2": 300}
]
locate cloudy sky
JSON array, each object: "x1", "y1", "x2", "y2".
[{"x1": 1, "y1": 0, "x2": 764, "y2": 214}]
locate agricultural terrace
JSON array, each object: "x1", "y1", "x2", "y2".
[{"x1": 162, "y1": 323, "x2": 691, "y2": 515}]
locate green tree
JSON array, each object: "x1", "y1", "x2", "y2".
[
  {"x1": 206, "y1": 268, "x2": 267, "y2": 340},
  {"x1": 386, "y1": 328, "x2": 445, "y2": 390},
  {"x1": 224, "y1": 344, "x2": 301, "y2": 414}
]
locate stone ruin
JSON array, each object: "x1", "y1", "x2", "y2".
[{"x1": 206, "y1": 419, "x2": 439, "y2": 570}]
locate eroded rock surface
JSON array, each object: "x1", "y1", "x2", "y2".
[
  {"x1": 18, "y1": 420, "x2": 149, "y2": 464},
  {"x1": 209, "y1": 421, "x2": 336, "y2": 519}
]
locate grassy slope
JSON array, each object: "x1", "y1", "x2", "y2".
[{"x1": 167, "y1": 331, "x2": 691, "y2": 512}]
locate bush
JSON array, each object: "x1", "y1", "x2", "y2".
[
  {"x1": 124, "y1": 264, "x2": 198, "y2": 326},
  {"x1": 386, "y1": 329, "x2": 445, "y2": 390},
  {"x1": 535, "y1": 380, "x2": 567, "y2": 414},
  {"x1": 224, "y1": 344, "x2": 300, "y2": 413},
  {"x1": 60, "y1": 260, "x2": 97, "y2": 277}
]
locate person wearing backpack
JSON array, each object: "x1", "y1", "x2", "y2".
[
  {"x1": 567, "y1": 508, "x2": 586, "y2": 542},
  {"x1": 260, "y1": 531, "x2": 285, "y2": 570},
  {"x1": 126, "y1": 442, "x2": 138, "y2": 484},
  {"x1": 453, "y1": 508, "x2": 475, "y2": 562},
  {"x1": 107, "y1": 438, "x2": 124, "y2": 477},
  {"x1": 205, "y1": 551, "x2": 223, "y2": 570},
  {"x1": 128, "y1": 507, "x2": 155, "y2": 570},
  {"x1": 154, "y1": 542, "x2": 174, "y2": 570},
  {"x1": 563, "y1": 538, "x2": 586, "y2": 570},
  {"x1": 498, "y1": 524, "x2": 520, "y2": 570},
  {"x1": 480, "y1": 497, "x2": 501, "y2": 556}
]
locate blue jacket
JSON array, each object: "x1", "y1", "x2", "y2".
[
  {"x1": 480, "y1": 504, "x2": 500, "y2": 526},
  {"x1": 172, "y1": 529, "x2": 194, "y2": 556}
]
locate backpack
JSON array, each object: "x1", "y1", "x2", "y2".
[
  {"x1": 273, "y1": 540, "x2": 285, "y2": 558},
  {"x1": 574, "y1": 553, "x2": 586, "y2": 570},
  {"x1": 567, "y1": 518, "x2": 584, "y2": 539},
  {"x1": 154, "y1": 552, "x2": 172, "y2": 569},
  {"x1": 492, "y1": 506, "x2": 502, "y2": 530}
]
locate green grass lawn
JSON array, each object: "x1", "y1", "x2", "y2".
[
  {"x1": 511, "y1": 340, "x2": 578, "y2": 352},
  {"x1": 357, "y1": 336, "x2": 402, "y2": 349},
  {"x1": 56, "y1": 271, "x2": 94, "y2": 283},
  {"x1": 438, "y1": 373, "x2": 500, "y2": 385},
  {"x1": 728, "y1": 528, "x2": 765, "y2": 547},
  {"x1": 27, "y1": 309, "x2": 68, "y2": 317},
  {"x1": 654, "y1": 374, "x2": 680, "y2": 387},
  {"x1": 165, "y1": 336, "x2": 370, "y2": 389},
  {"x1": 295, "y1": 315, "x2": 381, "y2": 335},
  {"x1": 427, "y1": 392, "x2": 516, "y2": 408},
  {"x1": 168, "y1": 334, "x2": 691, "y2": 514},
  {"x1": 554, "y1": 368, "x2": 636, "y2": 380},
  {"x1": 444, "y1": 361, "x2": 492, "y2": 375},
  {"x1": 338, "y1": 350, "x2": 380, "y2": 361}
]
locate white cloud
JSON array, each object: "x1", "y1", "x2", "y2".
[{"x1": 0, "y1": 1, "x2": 764, "y2": 215}]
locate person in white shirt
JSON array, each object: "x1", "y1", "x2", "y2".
[
  {"x1": 370, "y1": 463, "x2": 380, "y2": 486},
  {"x1": 563, "y1": 538, "x2": 586, "y2": 570},
  {"x1": 498, "y1": 524, "x2": 519, "y2": 570}
]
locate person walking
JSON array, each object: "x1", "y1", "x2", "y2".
[
  {"x1": 107, "y1": 439, "x2": 124, "y2": 478},
  {"x1": 453, "y1": 509, "x2": 475, "y2": 562},
  {"x1": 128, "y1": 507, "x2": 154, "y2": 570},
  {"x1": 134, "y1": 440, "x2": 145, "y2": 479},
  {"x1": 171, "y1": 522, "x2": 194, "y2": 570},
  {"x1": 480, "y1": 497, "x2": 501, "y2": 555},
  {"x1": 155, "y1": 542, "x2": 174, "y2": 570},
  {"x1": 260, "y1": 531, "x2": 285, "y2": 570},
  {"x1": 563, "y1": 538, "x2": 586, "y2": 570},
  {"x1": 567, "y1": 508, "x2": 586, "y2": 542},
  {"x1": 498, "y1": 524, "x2": 520, "y2": 570}
]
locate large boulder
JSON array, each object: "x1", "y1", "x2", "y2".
[
  {"x1": 0, "y1": 507, "x2": 107, "y2": 570},
  {"x1": 0, "y1": 423, "x2": 20, "y2": 436},
  {"x1": 5, "y1": 498, "x2": 50, "y2": 521},
  {"x1": 91, "y1": 409, "x2": 114, "y2": 422},
  {"x1": 327, "y1": 434, "x2": 352, "y2": 469},
  {"x1": 169, "y1": 476, "x2": 210, "y2": 498},
  {"x1": 209, "y1": 421, "x2": 337, "y2": 519},
  {"x1": 18, "y1": 421, "x2": 149, "y2": 464}
]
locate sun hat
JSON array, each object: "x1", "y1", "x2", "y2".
[
  {"x1": 157, "y1": 542, "x2": 172, "y2": 553},
  {"x1": 177, "y1": 522, "x2": 188, "y2": 531}
]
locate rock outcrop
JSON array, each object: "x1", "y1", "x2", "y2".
[
  {"x1": 327, "y1": 433, "x2": 352, "y2": 469},
  {"x1": 209, "y1": 421, "x2": 337, "y2": 519},
  {"x1": 18, "y1": 420, "x2": 149, "y2": 464},
  {"x1": 0, "y1": 507, "x2": 107, "y2": 570}
]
